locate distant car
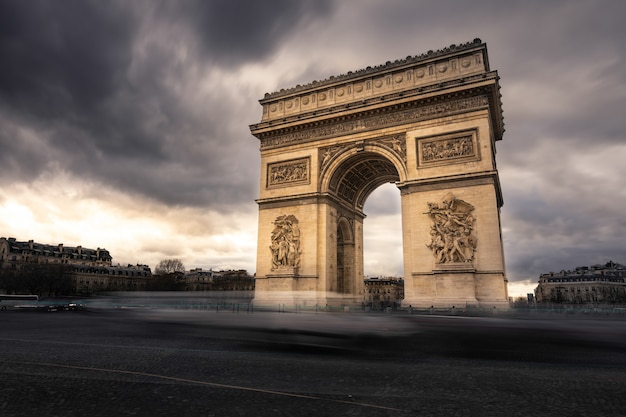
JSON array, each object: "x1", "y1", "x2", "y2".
[{"x1": 35, "y1": 300, "x2": 86, "y2": 312}]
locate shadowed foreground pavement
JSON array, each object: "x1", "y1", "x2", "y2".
[{"x1": 1, "y1": 309, "x2": 625, "y2": 416}]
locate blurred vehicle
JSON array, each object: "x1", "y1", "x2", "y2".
[
  {"x1": 0, "y1": 294, "x2": 39, "y2": 311},
  {"x1": 0, "y1": 295, "x2": 87, "y2": 312}
]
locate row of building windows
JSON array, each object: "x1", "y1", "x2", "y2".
[
  {"x1": 550, "y1": 287, "x2": 607, "y2": 293},
  {"x1": 543, "y1": 277, "x2": 624, "y2": 283},
  {"x1": 535, "y1": 262, "x2": 626, "y2": 304}
]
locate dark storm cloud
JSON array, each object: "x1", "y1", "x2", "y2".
[
  {"x1": 174, "y1": 0, "x2": 333, "y2": 66},
  {"x1": 0, "y1": 0, "x2": 160, "y2": 185},
  {"x1": 0, "y1": 0, "x2": 134, "y2": 116},
  {"x1": 0, "y1": 0, "x2": 334, "y2": 208},
  {"x1": 496, "y1": 3, "x2": 626, "y2": 281}
]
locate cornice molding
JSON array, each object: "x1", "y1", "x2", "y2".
[
  {"x1": 255, "y1": 89, "x2": 493, "y2": 151},
  {"x1": 398, "y1": 170, "x2": 503, "y2": 207},
  {"x1": 251, "y1": 71, "x2": 498, "y2": 132},
  {"x1": 257, "y1": 192, "x2": 367, "y2": 219}
]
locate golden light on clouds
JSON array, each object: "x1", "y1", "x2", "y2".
[{"x1": 0, "y1": 170, "x2": 257, "y2": 273}]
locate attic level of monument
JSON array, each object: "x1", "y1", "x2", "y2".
[
  {"x1": 251, "y1": 39, "x2": 503, "y2": 138},
  {"x1": 260, "y1": 38, "x2": 488, "y2": 104},
  {"x1": 250, "y1": 41, "x2": 504, "y2": 151}
]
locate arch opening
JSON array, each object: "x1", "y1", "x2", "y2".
[
  {"x1": 328, "y1": 152, "x2": 400, "y2": 210},
  {"x1": 363, "y1": 183, "x2": 403, "y2": 279},
  {"x1": 326, "y1": 152, "x2": 402, "y2": 300}
]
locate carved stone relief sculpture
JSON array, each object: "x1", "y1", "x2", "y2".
[
  {"x1": 270, "y1": 214, "x2": 301, "y2": 271},
  {"x1": 380, "y1": 134, "x2": 407, "y2": 162},
  {"x1": 267, "y1": 158, "x2": 309, "y2": 187},
  {"x1": 417, "y1": 129, "x2": 480, "y2": 170},
  {"x1": 425, "y1": 193, "x2": 477, "y2": 264},
  {"x1": 422, "y1": 134, "x2": 474, "y2": 163},
  {"x1": 319, "y1": 145, "x2": 345, "y2": 171}
]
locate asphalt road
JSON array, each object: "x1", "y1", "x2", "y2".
[{"x1": 1, "y1": 309, "x2": 625, "y2": 417}]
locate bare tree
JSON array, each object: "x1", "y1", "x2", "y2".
[{"x1": 154, "y1": 259, "x2": 186, "y2": 275}]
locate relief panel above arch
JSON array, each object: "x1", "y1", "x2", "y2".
[
  {"x1": 266, "y1": 157, "x2": 311, "y2": 189},
  {"x1": 416, "y1": 129, "x2": 480, "y2": 168}
]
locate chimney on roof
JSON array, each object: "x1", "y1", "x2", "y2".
[
  {"x1": 77, "y1": 245, "x2": 82, "y2": 255},
  {"x1": 28, "y1": 240, "x2": 34, "y2": 249},
  {"x1": 58, "y1": 244, "x2": 63, "y2": 252}
]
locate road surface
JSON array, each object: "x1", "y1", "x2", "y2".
[{"x1": 1, "y1": 309, "x2": 625, "y2": 416}]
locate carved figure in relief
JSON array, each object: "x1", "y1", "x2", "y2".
[
  {"x1": 321, "y1": 149, "x2": 332, "y2": 167},
  {"x1": 381, "y1": 135, "x2": 407, "y2": 162},
  {"x1": 391, "y1": 137, "x2": 403, "y2": 153},
  {"x1": 270, "y1": 214, "x2": 301, "y2": 270},
  {"x1": 426, "y1": 193, "x2": 477, "y2": 264},
  {"x1": 429, "y1": 229, "x2": 445, "y2": 263},
  {"x1": 319, "y1": 145, "x2": 348, "y2": 172}
]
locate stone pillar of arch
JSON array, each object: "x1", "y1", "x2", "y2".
[{"x1": 250, "y1": 39, "x2": 509, "y2": 309}]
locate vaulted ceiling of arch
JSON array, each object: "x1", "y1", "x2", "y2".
[{"x1": 329, "y1": 153, "x2": 400, "y2": 209}]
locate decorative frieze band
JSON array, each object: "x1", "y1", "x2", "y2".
[
  {"x1": 260, "y1": 95, "x2": 488, "y2": 150},
  {"x1": 267, "y1": 158, "x2": 310, "y2": 188}
]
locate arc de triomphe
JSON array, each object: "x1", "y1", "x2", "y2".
[{"x1": 250, "y1": 39, "x2": 508, "y2": 308}]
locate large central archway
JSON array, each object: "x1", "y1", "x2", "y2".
[
  {"x1": 250, "y1": 40, "x2": 509, "y2": 308},
  {"x1": 319, "y1": 148, "x2": 403, "y2": 303}
]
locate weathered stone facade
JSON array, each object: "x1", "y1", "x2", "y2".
[{"x1": 250, "y1": 39, "x2": 508, "y2": 308}]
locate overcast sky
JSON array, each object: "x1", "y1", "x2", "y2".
[{"x1": 1, "y1": 0, "x2": 624, "y2": 297}]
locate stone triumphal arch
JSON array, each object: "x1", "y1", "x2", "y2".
[{"x1": 250, "y1": 39, "x2": 508, "y2": 308}]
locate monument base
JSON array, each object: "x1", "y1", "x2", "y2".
[
  {"x1": 254, "y1": 273, "x2": 364, "y2": 310},
  {"x1": 253, "y1": 289, "x2": 362, "y2": 311},
  {"x1": 253, "y1": 275, "x2": 366, "y2": 310},
  {"x1": 403, "y1": 270, "x2": 509, "y2": 309}
]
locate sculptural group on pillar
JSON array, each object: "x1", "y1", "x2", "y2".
[
  {"x1": 270, "y1": 214, "x2": 301, "y2": 271},
  {"x1": 426, "y1": 193, "x2": 477, "y2": 264}
]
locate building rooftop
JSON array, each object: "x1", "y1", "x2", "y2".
[{"x1": 0, "y1": 237, "x2": 112, "y2": 261}]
